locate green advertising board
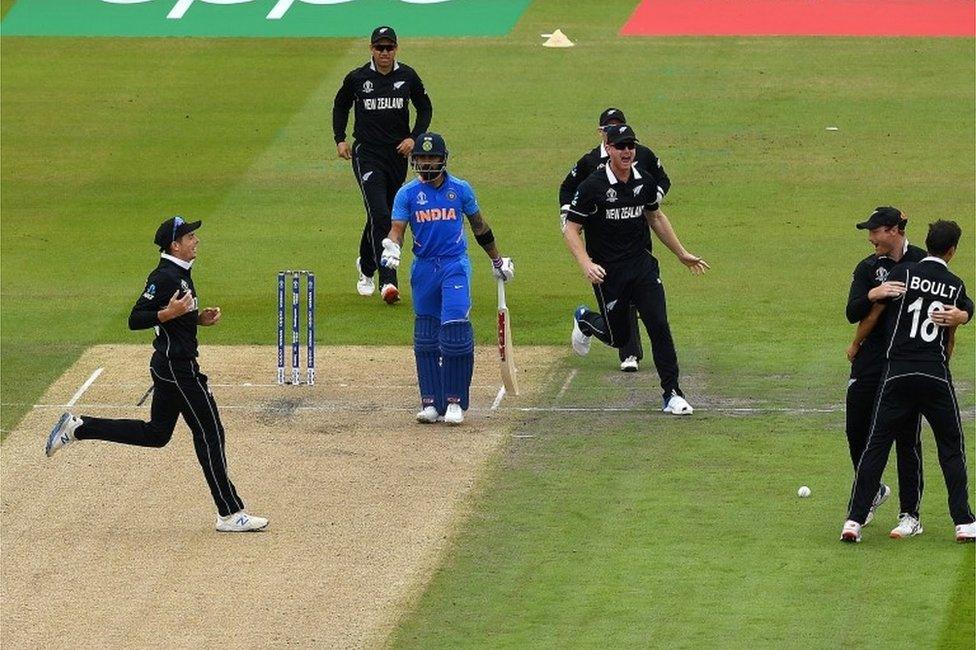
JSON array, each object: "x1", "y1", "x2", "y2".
[{"x1": 1, "y1": 0, "x2": 532, "y2": 37}]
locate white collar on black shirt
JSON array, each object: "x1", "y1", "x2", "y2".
[
  {"x1": 605, "y1": 163, "x2": 641, "y2": 185},
  {"x1": 599, "y1": 142, "x2": 608, "y2": 159},
  {"x1": 878, "y1": 239, "x2": 910, "y2": 261},
  {"x1": 369, "y1": 60, "x2": 400, "y2": 73},
  {"x1": 161, "y1": 253, "x2": 193, "y2": 270},
  {"x1": 920, "y1": 255, "x2": 948, "y2": 268}
]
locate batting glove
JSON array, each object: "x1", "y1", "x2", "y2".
[
  {"x1": 380, "y1": 238, "x2": 401, "y2": 269},
  {"x1": 492, "y1": 257, "x2": 515, "y2": 282}
]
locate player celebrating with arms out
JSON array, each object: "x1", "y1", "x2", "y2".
[
  {"x1": 564, "y1": 124, "x2": 709, "y2": 415},
  {"x1": 380, "y1": 133, "x2": 514, "y2": 425}
]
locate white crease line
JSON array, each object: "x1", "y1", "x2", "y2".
[
  {"x1": 490, "y1": 386, "x2": 506, "y2": 410},
  {"x1": 19, "y1": 402, "x2": 863, "y2": 416},
  {"x1": 14, "y1": 401, "x2": 976, "y2": 418},
  {"x1": 78, "y1": 382, "x2": 500, "y2": 390},
  {"x1": 555, "y1": 369, "x2": 577, "y2": 400},
  {"x1": 66, "y1": 368, "x2": 103, "y2": 407}
]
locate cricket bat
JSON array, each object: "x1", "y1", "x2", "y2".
[{"x1": 497, "y1": 278, "x2": 519, "y2": 396}]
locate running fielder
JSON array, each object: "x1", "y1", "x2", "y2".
[
  {"x1": 380, "y1": 132, "x2": 514, "y2": 425},
  {"x1": 558, "y1": 107, "x2": 671, "y2": 373},
  {"x1": 333, "y1": 25, "x2": 433, "y2": 305},
  {"x1": 45, "y1": 217, "x2": 268, "y2": 533}
]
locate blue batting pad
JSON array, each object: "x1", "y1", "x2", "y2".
[
  {"x1": 414, "y1": 316, "x2": 444, "y2": 413},
  {"x1": 440, "y1": 320, "x2": 474, "y2": 410}
]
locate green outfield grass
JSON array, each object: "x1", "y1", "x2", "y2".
[
  {"x1": 392, "y1": 356, "x2": 975, "y2": 648},
  {"x1": 1, "y1": 0, "x2": 974, "y2": 645}
]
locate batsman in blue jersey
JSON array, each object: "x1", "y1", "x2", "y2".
[{"x1": 381, "y1": 132, "x2": 514, "y2": 425}]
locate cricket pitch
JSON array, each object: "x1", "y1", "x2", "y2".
[{"x1": 1, "y1": 344, "x2": 558, "y2": 648}]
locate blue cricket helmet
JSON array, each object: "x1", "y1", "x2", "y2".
[{"x1": 411, "y1": 132, "x2": 449, "y2": 181}]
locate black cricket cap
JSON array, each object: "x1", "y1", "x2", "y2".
[
  {"x1": 371, "y1": 26, "x2": 397, "y2": 44},
  {"x1": 856, "y1": 206, "x2": 907, "y2": 230},
  {"x1": 599, "y1": 107, "x2": 627, "y2": 127},
  {"x1": 154, "y1": 215, "x2": 201, "y2": 251},
  {"x1": 605, "y1": 124, "x2": 639, "y2": 145}
]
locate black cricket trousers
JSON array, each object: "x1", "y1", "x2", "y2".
[
  {"x1": 352, "y1": 142, "x2": 408, "y2": 288},
  {"x1": 578, "y1": 254, "x2": 681, "y2": 400},
  {"x1": 75, "y1": 353, "x2": 245, "y2": 517},
  {"x1": 846, "y1": 373, "x2": 923, "y2": 517},
  {"x1": 847, "y1": 362, "x2": 974, "y2": 525}
]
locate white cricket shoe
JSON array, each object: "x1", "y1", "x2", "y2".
[
  {"x1": 571, "y1": 306, "x2": 591, "y2": 356},
  {"x1": 45, "y1": 412, "x2": 83, "y2": 457},
  {"x1": 416, "y1": 406, "x2": 440, "y2": 424},
  {"x1": 381, "y1": 283, "x2": 400, "y2": 305},
  {"x1": 662, "y1": 393, "x2": 693, "y2": 415},
  {"x1": 356, "y1": 257, "x2": 375, "y2": 296},
  {"x1": 889, "y1": 513, "x2": 923, "y2": 539},
  {"x1": 955, "y1": 522, "x2": 976, "y2": 543},
  {"x1": 840, "y1": 519, "x2": 862, "y2": 543},
  {"x1": 864, "y1": 483, "x2": 891, "y2": 526},
  {"x1": 620, "y1": 356, "x2": 639, "y2": 372},
  {"x1": 215, "y1": 511, "x2": 269, "y2": 533},
  {"x1": 444, "y1": 403, "x2": 464, "y2": 426}
]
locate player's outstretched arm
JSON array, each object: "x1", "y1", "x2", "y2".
[
  {"x1": 645, "y1": 207, "x2": 709, "y2": 275},
  {"x1": 466, "y1": 211, "x2": 514, "y2": 281}
]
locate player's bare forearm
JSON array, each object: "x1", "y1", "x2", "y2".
[
  {"x1": 856, "y1": 303, "x2": 886, "y2": 341},
  {"x1": 848, "y1": 302, "x2": 886, "y2": 360},
  {"x1": 562, "y1": 221, "x2": 589, "y2": 267},
  {"x1": 467, "y1": 211, "x2": 500, "y2": 259},
  {"x1": 646, "y1": 208, "x2": 687, "y2": 257},
  {"x1": 646, "y1": 208, "x2": 710, "y2": 274},
  {"x1": 388, "y1": 220, "x2": 407, "y2": 246},
  {"x1": 946, "y1": 326, "x2": 957, "y2": 359}
]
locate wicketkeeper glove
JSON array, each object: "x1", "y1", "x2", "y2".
[
  {"x1": 380, "y1": 238, "x2": 401, "y2": 269},
  {"x1": 492, "y1": 257, "x2": 515, "y2": 282}
]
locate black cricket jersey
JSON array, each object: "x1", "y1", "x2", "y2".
[
  {"x1": 559, "y1": 142, "x2": 670, "y2": 209},
  {"x1": 846, "y1": 242, "x2": 926, "y2": 376},
  {"x1": 566, "y1": 164, "x2": 659, "y2": 266},
  {"x1": 882, "y1": 257, "x2": 974, "y2": 365},
  {"x1": 129, "y1": 255, "x2": 200, "y2": 359},
  {"x1": 332, "y1": 60, "x2": 432, "y2": 148}
]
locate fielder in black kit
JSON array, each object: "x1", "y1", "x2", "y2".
[
  {"x1": 842, "y1": 220, "x2": 975, "y2": 544},
  {"x1": 844, "y1": 207, "x2": 926, "y2": 526},
  {"x1": 333, "y1": 25, "x2": 433, "y2": 305},
  {"x1": 45, "y1": 217, "x2": 268, "y2": 533},
  {"x1": 559, "y1": 107, "x2": 671, "y2": 373},
  {"x1": 563, "y1": 125, "x2": 709, "y2": 416}
]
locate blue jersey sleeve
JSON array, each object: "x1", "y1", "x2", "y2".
[
  {"x1": 392, "y1": 187, "x2": 411, "y2": 222},
  {"x1": 459, "y1": 180, "x2": 479, "y2": 216}
]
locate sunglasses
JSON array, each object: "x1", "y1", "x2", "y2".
[
  {"x1": 172, "y1": 215, "x2": 185, "y2": 242},
  {"x1": 372, "y1": 44, "x2": 396, "y2": 52},
  {"x1": 611, "y1": 142, "x2": 636, "y2": 150}
]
